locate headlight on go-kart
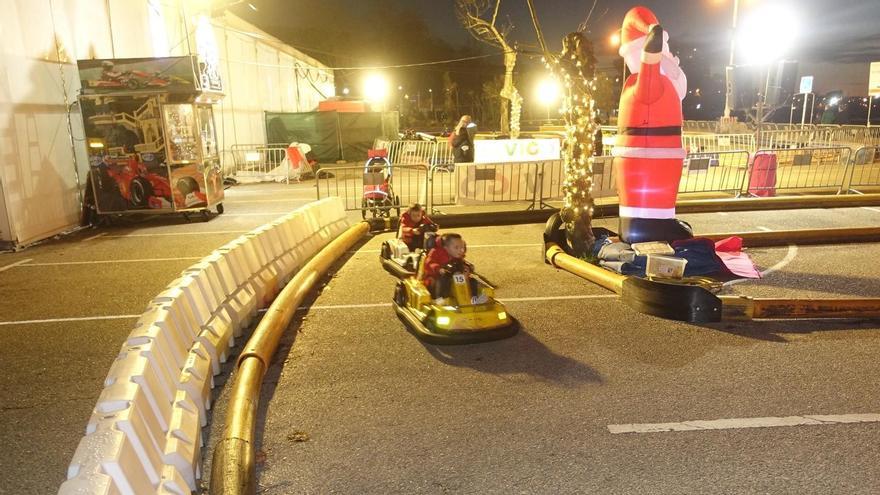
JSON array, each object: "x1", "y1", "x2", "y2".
[
  {"x1": 497, "y1": 311, "x2": 507, "y2": 320},
  {"x1": 436, "y1": 315, "x2": 451, "y2": 327}
]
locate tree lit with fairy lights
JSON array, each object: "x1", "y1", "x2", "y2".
[{"x1": 543, "y1": 32, "x2": 599, "y2": 257}]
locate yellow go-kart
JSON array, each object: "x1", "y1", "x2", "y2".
[{"x1": 392, "y1": 259, "x2": 518, "y2": 344}]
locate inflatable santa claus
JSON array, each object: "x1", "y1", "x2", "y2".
[{"x1": 614, "y1": 6, "x2": 692, "y2": 244}]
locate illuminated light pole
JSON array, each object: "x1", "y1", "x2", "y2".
[
  {"x1": 737, "y1": 4, "x2": 799, "y2": 144},
  {"x1": 536, "y1": 78, "x2": 561, "y2": 123},
  {"x1": 721, "y1": 0, "x2": 740, "y2": 118}
]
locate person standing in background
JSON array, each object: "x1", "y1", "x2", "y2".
[{"x1": 450, "y1": 115, "x2": 475, "y2": 163}]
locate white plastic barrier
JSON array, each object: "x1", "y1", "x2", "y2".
[{"x1": 60, "y1": 197, "x2": 351, "y2": 494}]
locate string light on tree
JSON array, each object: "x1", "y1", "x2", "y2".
[{"x1": 543, "y1": 31, "x2": 599, "y2": 256}]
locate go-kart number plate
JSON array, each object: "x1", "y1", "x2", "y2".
[{"x1": 453, "y1": 273, "x2": 466, "y2": 284}]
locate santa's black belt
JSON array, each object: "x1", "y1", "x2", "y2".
[{"x1": 618, "y1": 126, "x2": 682, "y2": 136}]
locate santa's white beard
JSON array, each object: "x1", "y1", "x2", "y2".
[{"x1": 620, "y1": 34, "x2": 688, "y2": 100}]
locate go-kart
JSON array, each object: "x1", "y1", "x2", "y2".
[
  {"x1": 380, "y1": 223, "x2": 439, "y2": 278},
  {"x1": 392, "y1": 259, "x2": 518, "y2": 344}
]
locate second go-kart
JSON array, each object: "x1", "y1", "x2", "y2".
[
  {"x1": 393, "y1": 259, "x2": 518, "y2": 345},
  {"x1": 380, "y1": 223, "x2": 439, "y2": 278}
]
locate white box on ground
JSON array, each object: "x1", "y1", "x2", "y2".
[{"x1": 646, "y1": 254, "x2": 687, "y2": 279}]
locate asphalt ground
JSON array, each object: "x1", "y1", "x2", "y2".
[
  {"x1": 2, "y1": 189, "x2": 880, "y2": 494},
  {"x1": 246, "y1": 208, "x2": 880, "y2": 494},
  {"x1": 0, "y1": 182, "x2": 322, "y2": 495}
]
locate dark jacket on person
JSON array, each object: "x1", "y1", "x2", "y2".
[{"x1": 450, "y1": 128, "x2": 474, "y2": 163}]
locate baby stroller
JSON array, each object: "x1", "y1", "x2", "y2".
[{"x1": 362, "y1": 149, "x2": 401, "y2": 219}]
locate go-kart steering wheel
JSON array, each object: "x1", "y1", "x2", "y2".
[{"x1": 443, "y1": 259, "x2": 471, "y2": 274}]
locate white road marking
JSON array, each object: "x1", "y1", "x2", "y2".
[
  {"x1": 217, "y1": 212, "x2": 298, "y2": 217},
  {"x1": 717, "y1": 211, "x2": 729, "y2": 216},
  {"x1": 0, "y1": 259, "x2": 32, "y2": 273},
  {"x1": 105, "y1": 230, "x2": 248, "y2": 238},
  {"x1": 298, "y1": 294, "x2": 617, "y2": 311},
  {"x1": 21, "y1": 257, "x2": 201, "y2": 267},
  {"x1": 860, "y1": 206, "x2": 880, "y2": 214},
  {"x1": 499, "y1": 294, "x2": 617, "y2": 303},
  {"x1": 0, "y1": 314, "x2": 140, "y2": 327},
  {"x1": 227, "y1": 197, "x2": 316, "y2": 203},
  {"x1": 0, "y1": 295, "x2": 616, "y2": 326},
  {"x1": 83, "y1": 232, "x2": 107, "y2": 242},
  {"x1": 755, "y1": 225, "x2": 773, "y2": 232},
  {"x1": 301, "y1": 302, "x2": 390, "y2": 310},
  {"x1": 725, "y1": 244, "x2": 798, "y2": 286},
  {"x1": 608, "y1": 413, "x2": 880, "y2": 434},
  {"x1": 354, "y1": 243, "x2": 542, "y2": 254}
]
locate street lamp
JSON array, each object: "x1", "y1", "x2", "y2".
[
  {"x1": 536, "y1": 78, "x2": 561, "y2": 123},
  {"x1": 718, "y1": 0, "x2": 741, "y2": 118},
  {"x1": 736, "y1": 4, "x2": 800, "y2": 142},
  {"x1": 363, "y1": 73, "x2": 389, "y2": 110}
]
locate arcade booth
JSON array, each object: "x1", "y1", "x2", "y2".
[{"x1": 77, "y1": 56, "x2": 224, "y2": 220}]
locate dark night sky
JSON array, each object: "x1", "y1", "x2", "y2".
[{"x1": 240, "y1": 0, "x2": 880, "y2": 95}]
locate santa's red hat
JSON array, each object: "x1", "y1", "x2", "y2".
[{"x1": 619, "y1": 6, "x2": 659, "y2": 55}]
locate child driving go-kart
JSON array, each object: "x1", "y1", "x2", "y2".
[
  {"x1": 421, "y1": 233, "x2": 488, "y2": 306},
  {"x1": 399, "y1": 203, "x2": 437, "y2": 252}
]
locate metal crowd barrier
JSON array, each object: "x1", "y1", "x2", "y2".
[
  {"x1": 311, "y1": 145, "x2": 880, "y2": 215},
  {"x1": 846, "y1": 145, "x2": 880, "y2": 194},
  {"x1": 744, "y1": 146, "x2": 853, "y2": 196},
  {"x1": 315, "y1": 163, "x2": 429, "y2": 214},
  {"x1": 680, "y1": 150, "x2": 751, "y2": 196},
  {"x1": 428, "y1": 161, "x2": 550, "y2": 211},
  {"x1": 229, "y1": 143, "x2": 293, "y2": 183},
  {"x1": 381, "y1": 140, "x2": 454, "y2": 168},
  {"x1": 682, "y1": 134, "x2": 754, "y2": 153}
]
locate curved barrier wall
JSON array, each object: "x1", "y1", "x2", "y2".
[{"x1": 58, "y1": 198, "x2": 350, "y2": 494}]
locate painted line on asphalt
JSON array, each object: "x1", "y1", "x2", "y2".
[
  {"x1": 607, "y1": 413, "x2": 880, "y2": 434},
  {"x1": 20, "y1": 257, "x2": 201, "y2": 267},
  {"x1": 0, "y1": 295, "x2": 617, "y2": 326},
  {"x1": 0, "y1": 314, "x2": 140, "y2": 327},
  {"x1": 83, "y1": 232, "x2": 107, "y2": 242},
  {"x1": 861, "y1": 206, "x2": 880, "y2": 214},
  {"x1": 216, "y1": 212, "x2": 294, "y2": 217},
  {"x1": 725, "y1": 244, "x2": 798, "y2": 286},
  {"x1": 227, "y1": 197, "x2": 316, "y2": 203},
  {"x1": 755, "y1": 225, "x2": 773, "y2": 232},
  {"x1": 104, "y1": 230, "x2": 249, "y2": 238},
  {"x1": 716, "y1": 211, "x2": 729, "y2": 216},
  {"x1": 0, "y1": 259, "x2": 32, "y2": 273},
  {"x1": 500, "y1": 294, "x2": 618, "y2": 302},
  {"x1": 354, "y1": 243, "x2": 542, "y2": 254},
  {"x1": 297, "y1": 294, "x2": 617, "y2": 311}
]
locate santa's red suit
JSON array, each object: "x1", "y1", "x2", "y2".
[{"x1": 614, "y1": 6, "x2": 693, "y2": 244}]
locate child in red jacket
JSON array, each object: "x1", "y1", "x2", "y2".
[
  {"x1": 399, "y1": 203, "x2": 436, "y2": 251},
  {"x1": 421, "y1": 233, "x2": 488, "y2": 305}
]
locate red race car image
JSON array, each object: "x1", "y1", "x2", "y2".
[{"x1": 94, "y1": 154, "x2": 172, "y2": 209}]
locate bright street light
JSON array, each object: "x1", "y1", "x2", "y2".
[
  {"x1": 362, "y1": 73, "x2": 389, "y2": 102},
  {"x1": 736, "y1": 4, "x2": 800, "y2": 64},
  {"x1": 609, "y1": 32, "x2": 620, "y2": 47},
  {"x1": 536, "y1": 78, "x2": 560, "y2": 105},
  {"x1": 536, "y1": 78, "x2": 561, "y2": 122}
]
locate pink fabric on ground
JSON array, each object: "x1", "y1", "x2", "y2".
[{"x1": 715, "y1": 236, "x2": 761, "y2": 279}]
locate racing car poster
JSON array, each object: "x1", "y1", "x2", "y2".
[{"x1": 78, "y1": 57, "x2": 198, "y2": 95}]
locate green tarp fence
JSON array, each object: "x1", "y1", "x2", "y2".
[{"x1": 265, "y1": 110, "x2": 399, "y2": 163}]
